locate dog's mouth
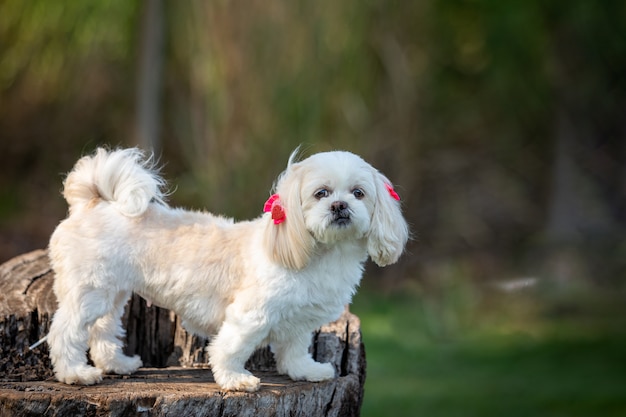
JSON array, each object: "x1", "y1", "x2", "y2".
[
  {"x1": 331, "y1": 213, "x2": 351, "y2": 227},
  {"x1": 329, "y1": 201, "x2": 352, "y2": 228}
]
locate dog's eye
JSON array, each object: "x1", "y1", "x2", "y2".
[
  {"x1": 314, "y1": 189, "x2": 330, "y2": 199},
  {"x1": 352, "y1": 188, "x2": 365, "y2": 199}
]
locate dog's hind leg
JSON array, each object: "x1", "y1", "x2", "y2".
[
  {"x1": 88, "y1": 290, "x2": 143, "y2": 375},
  {"x1": 48, "y1": 287, "x2": 114, "y2": 385}
]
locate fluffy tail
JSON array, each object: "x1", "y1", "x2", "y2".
[{"x1": 62, "y1": 148, "x2": 166, "y2": 217}]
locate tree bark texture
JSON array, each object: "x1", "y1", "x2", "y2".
[{"x1": 0, "y1": 250, "x2": 366, "y2": 417}]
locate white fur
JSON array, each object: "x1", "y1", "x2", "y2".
[{"x1": 47, "y1": 147, "x2": 409, "y2": 391}]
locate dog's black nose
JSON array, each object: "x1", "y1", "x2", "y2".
[
  {"x1": 330, "y1": 201, "x2": 348, "y2": 212},
  {"x1": 330, "y1": 201, "x2": 351, "y2": 226}
]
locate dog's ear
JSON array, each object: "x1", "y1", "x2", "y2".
[
  {"x1": 367, "y1": 171, "x2": 409, "y2": 267},
  {"x1": 263, "y1": 164, "x2": 315, "y2": 270}
]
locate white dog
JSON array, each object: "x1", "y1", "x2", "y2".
[{"x1": 47, "y1": 147, "x2": 408, "y2": 391}]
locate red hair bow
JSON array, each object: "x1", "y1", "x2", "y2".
[
  {"x1": 385, "y1": 183, "x2": 401, "y2": 201},
  {"x1": 263, "y1": 194, "x2": 286, "y2": 224}
]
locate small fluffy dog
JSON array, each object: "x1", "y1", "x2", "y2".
[{"x1": 47, "y1": 147, "x2": 408, "y2": 391}]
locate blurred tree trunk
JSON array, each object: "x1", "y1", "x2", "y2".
[
  {"x1": 545, "y1": 108, "x2": 586, "y2": 246},
  {"x1": 544, "y1": 18, "x2": 620, "y2": 283},
  {"x1": 135, "y1": 0, "x2": 165, "y2": 153},
  {"x1": 544, "y1": 107, "x2": 589, "y2": 284}
]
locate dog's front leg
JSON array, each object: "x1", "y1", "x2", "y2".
[
  {"x1": 271, "y1": 328, "x2": 336, "y2": 383},
  {"x1": 207, "y1": 311, "x2": 269, "y2": 392}
]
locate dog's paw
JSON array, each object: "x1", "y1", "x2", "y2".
[
  {"x1": 281, "y1": 361, "x2": 335, "y2": 382},
  {"x1": 104, "y1": 354, "x2": 143, "y2": 375},
  {"x1": 56, "y1": 365, "x2": 103, "y2": 385},
  {"x1": 215, "y1": 371, "x2": 261, "y2": 392},
  {"x1": 301, "y1": 362, "x2": 335, "y2": 382}
]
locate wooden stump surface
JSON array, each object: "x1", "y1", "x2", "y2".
[{"x1": 0, "y1": 250, "x2": 366, "y2": 417}]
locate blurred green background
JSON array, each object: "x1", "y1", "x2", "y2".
[{"x1": 1, "y1": 1, "x2": 625, "y2": 415}]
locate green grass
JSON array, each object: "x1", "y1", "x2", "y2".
[{"x1": 351, "y1": 284, "x2": 626, "y2": 417}]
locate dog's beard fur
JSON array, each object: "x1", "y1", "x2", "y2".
[{"x1": 47, "y1": 147, "x2": 408, "y2": 391}]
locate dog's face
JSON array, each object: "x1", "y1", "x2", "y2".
[
  {"x1": 263, "y1": 151, "x2": 409, "y2": 270},
  {"x1": 298, "y1": 152, "x2": 376, "y2": 244}
]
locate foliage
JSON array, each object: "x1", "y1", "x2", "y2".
[{"x1": 1, "y1": 1, "x2": 625, "y2": 270}]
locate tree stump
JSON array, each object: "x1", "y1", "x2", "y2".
[{"x1": 0, "y1": 250, "x2": 366, "y2": 417}]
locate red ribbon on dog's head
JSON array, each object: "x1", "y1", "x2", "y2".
[
  {"x1": 263, "y1": 194, "x2": 286, "y2": 225},
  {"x1": 385, "y1": 183, "x2": 401, "y2": 201}
]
